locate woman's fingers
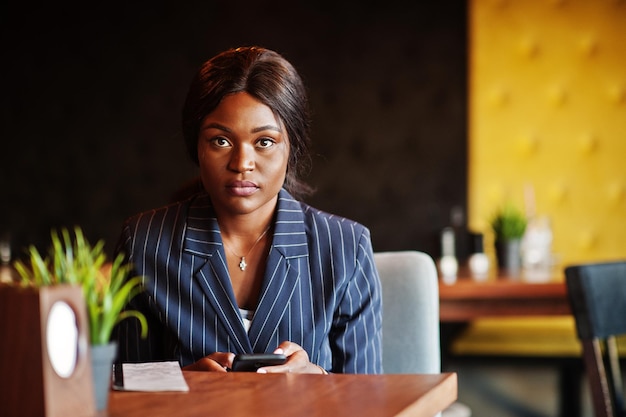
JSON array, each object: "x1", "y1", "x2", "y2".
[
  {"x1": 259, "y1": 342, "x2": 322, "y2": 374},
  {"x1": 183, "y1": 352, "x2": 235, "y2": 372},
  {"x1": 182, "y1": 346, "x2": 325, "y2": 374}
]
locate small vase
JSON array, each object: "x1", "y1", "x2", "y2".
[
  {"x1": 90, "y1": 342, "x2": 118, "y2": 410},
  {"x1": 495, "y1": 238, "x2": 521, "y2": 277}
]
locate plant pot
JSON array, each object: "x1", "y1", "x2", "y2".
[
  {"x1": 495, "y1": 238, "x2": 522, "y2": 277},
  {"x1": 91, "y1": 341, "x2": 118, "y2": 410}
]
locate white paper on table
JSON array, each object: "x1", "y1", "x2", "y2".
[{"x1": 113, "y1": 361, "x2": 190, "y2": 392}]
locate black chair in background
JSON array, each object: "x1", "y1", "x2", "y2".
[{"x1": 565, "y1": 261, "x2": 626, "y2": 417}]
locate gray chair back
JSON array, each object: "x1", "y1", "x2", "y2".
[{"x1": 375, "y1": 250, "x2": 441, "y2": 374}]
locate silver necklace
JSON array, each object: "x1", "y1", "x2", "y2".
[{"x1": 223, "y1": 227, "x2": 271, "y2": 271}]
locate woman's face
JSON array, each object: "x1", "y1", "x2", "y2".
[{"x1": 197, "y1": 92, "x2": 289, "y2": 218}]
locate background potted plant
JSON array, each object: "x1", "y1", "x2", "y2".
[
  {"x1": 14, "y1": 227, "x2": 147, "y2": 410},
  {"x1": 490, "y1": 203, "x2": 527, "y2": 276}
]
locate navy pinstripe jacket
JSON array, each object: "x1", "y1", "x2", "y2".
[{"x1": 114, "y1": 189, "x2": 383, "y2": 374}]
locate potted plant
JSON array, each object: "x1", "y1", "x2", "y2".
[
  {"x1": 14, "y1": 227, "x2": 147, "y2": 410},
  {"x1": 490, "y1": 203, "x2": 527, "y2": 275}
]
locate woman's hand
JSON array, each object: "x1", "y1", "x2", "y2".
[
  {"x1": 183, "y1": 352, "x2": 235, "y2": 372},
  {"x1": 257, "y1": 341, "x2": 327, "y2": 374}
]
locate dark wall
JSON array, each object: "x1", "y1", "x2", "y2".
[{"x1": 1, "y1": 1, "x2": 467, "y2": 261}]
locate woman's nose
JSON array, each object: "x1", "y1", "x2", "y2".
[{"x1": 228, "y1": 145, "x2": 255, "y2": 173}]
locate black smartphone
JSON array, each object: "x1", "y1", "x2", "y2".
[{"x1": 231, "y1": 353, "x2": 287, "y2": 372}]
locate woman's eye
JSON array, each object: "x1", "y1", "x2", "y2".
[
  {"x1": 257, "y1": 138, "x2": 275, "y2": 148},
  {"x1": 211, "y1": 137, "x2": 231, "y2": 147}
]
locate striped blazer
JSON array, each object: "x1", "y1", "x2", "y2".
[{"x1": 114, "y1": 189, "x2": 383, "y2": 374}]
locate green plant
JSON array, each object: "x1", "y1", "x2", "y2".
[
  {"x1": 14, "y1": 227, "x2": 147, "y2": 345},
  {"x1": 490, "y1": 203, "x2": 527, "y2": 241}
]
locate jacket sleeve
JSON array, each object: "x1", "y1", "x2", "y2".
[
  {"x1": 112, "y1": 219, "x2": 178, "y2": 363},
  {"x1": 329, "y1": 228, "x2": 383, "y2": 374}
]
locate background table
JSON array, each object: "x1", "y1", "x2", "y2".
[
  {"x1": 439, "y1": 275, "x2": 569, "y2": 322},
  {"x1": 438, "y1": 272, "x2": 580, "y2": 417},
  {"x1": 103, "y1": 371, "x2": 458, "y2": 417}
]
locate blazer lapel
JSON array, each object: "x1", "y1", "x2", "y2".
[
  {"x1": 248, "y1": 190, "x2": 310, "y2": 352},
  {"x1": 183, "y1": 193, "x2": 252, "y2": 353},
  {"x1": 181, "y1": 190, "x2": 310, "y2": 354}
]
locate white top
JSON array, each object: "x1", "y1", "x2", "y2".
[{"x1": 239, "y1": 308, "x2": 254, "y2": 333}]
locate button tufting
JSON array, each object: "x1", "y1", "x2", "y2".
[{"x1": 469, "y1": 0, "x2": 626, "y2": 265}]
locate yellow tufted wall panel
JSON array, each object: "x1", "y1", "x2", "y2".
[{"x1": 469, "y1": 0, "x2": 626, "y2": 268}]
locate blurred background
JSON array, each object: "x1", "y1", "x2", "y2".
[
  {"x1": 1, "y1": 0, "x2": 467, "y2": 259},
  {"x1": 468, "y1": 0, "x2": 625, "y2": 269},
  {"x1": 4, "y1": 0, "x2": 623, "y2": 269}
]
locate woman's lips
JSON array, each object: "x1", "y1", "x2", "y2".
[{"x1": 227, "y1": 181, "x2": 259, "y2": 196}]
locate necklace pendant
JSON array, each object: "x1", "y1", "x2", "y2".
[{"x1": 238, "y1": 257, "x2": 247, "y2": 271}]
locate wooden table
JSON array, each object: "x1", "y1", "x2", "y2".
[
  {"x1": 439, "y1": 273, "x2": 569, "y2": 322},
  {"x1": 103, "y1": 371, "x2": 458, "y2": 417}
]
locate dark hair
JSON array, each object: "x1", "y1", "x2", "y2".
[{"x1": 182, "y1": 46, "x2": 313, "y2": 198}]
